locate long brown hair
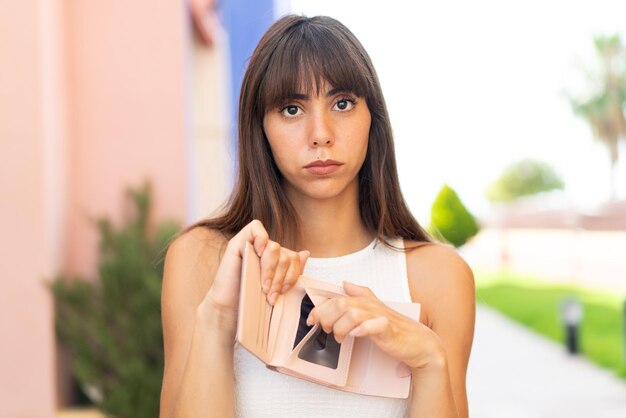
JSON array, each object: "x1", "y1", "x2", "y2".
[{"x1": 189, "y1": 15, "x2": 431, "y2": 248}]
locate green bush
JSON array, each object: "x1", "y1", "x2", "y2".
[
  {"x1": 429, "y1": 184, "x2": 479, "y2": 247},
  {"x1": 486, "y1": 159, "x2": 564, "y2": 202},
  {"x1": 50, "y1": 183, "x2": 180, "y2": 418}
]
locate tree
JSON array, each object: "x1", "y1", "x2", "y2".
[
  {"x1": 569, "y1": 34, "x2": 626, "y2": 199},
  {"x1": 50, "y1": 183, "x2": 180, "y2": 418},
  {"x1": 486, "y1": 159, "x2": 565, "y2": 203},
  {"x1": 430, "y1": 184, "x2": 479, "y2": 247}
]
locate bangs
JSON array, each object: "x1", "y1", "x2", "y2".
[{"x1": 257, "y1": 20, "x2": 373, "y2": 113}]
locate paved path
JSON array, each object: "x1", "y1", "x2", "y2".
[{"x1": 467, "y1": 305, "x2": 626, "y2": 418}]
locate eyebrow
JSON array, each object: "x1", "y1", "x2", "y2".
[{"x1": 284, "y1": 87, "x2": 350, "y2": 101}]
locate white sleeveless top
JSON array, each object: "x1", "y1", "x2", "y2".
[{"x1": 233, "y1": 238, "x2": 412, "y2": 418}]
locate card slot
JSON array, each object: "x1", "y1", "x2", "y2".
[
  {"x1": 257, "y1": 289, "x2": 263, "y2": 349},
  {"x1": 265, "y1": 302, "x2": 274, "y2": 353},
  {"x1": 290, "y1": 283, "x2": 346, "y2": 351},
  {"x1": 303, "y1": 286, "x2": 345, "y2": 310},
  {"x1": 262, "y1": 294, "x2": 270, "y2": 351},
  {"x1": 289, "y1": 323, "x2": 320, "y2": 358},
  {"x1": 288, "y1": 284, "x2": 350, "y2": 371},
  {"x1": 293, "y1": 293, "x2": 315, "y2": 349},
  {"x1": 285, "y1": 322, "x2": 354, "y2": 387},
  {"x1": 266, "y1": 293, "x2": 283, "y2": 360},
  {"x1": 297, "y1": 326, "x2": 341, "y2": 369},
  {"x1": 236, "y1": 242, "x2": 271, "y2": 364}
]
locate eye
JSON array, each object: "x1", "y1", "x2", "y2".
[
  {"x1": 280, "y1": 105, "x2": 302, "y2": 117},
  {"x1": 333, "y1": 98, "x2": 356, "y2": 111}
]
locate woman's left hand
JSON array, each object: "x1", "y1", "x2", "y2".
[{"x1": 306, "y1": 281, "x2": 446, "y2": 372}]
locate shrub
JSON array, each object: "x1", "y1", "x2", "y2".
[
  {"x1": 430, "y1": 184, "x2": 479, "y2": 247},
  {"x1": 486, "y1": 159, "x2": 564, "y2": 202},
  {"x1": 50, "y1": 183, "x2": 180, "y2": 418}
]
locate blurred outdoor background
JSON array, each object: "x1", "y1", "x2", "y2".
[{"x1": 1, "y1": 0, "x2": 626, "y2": 417}]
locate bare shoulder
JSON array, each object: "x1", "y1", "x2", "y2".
[
  {"x1": 162, "y1": 226, "x2": 229, "y2": 310},
  {"x1": 404, "y1": 241, "x2": 475, "y2": 328}
]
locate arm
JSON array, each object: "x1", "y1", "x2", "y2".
[
  {"x1": 306, "y1": 243, "x2": 474, "y2": 418},
  {"x1": 406, "y1": 244, "x2": 475, "y2": 418},
  {"x1": 171, "y1": 304, "x2": 238, "y2": 417},
  {"x1": 159, "y1": 227, "x2": 236, "y2": 418},
  {"x1": 159, "y1": 222, "x2": 309, "y2": 418}
]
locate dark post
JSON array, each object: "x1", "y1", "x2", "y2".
[{"x1": 561, "y1": 297, "x2": 583, "y2": 355}]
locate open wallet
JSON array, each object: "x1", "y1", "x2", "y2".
[{"x1": 236, "y1": 242, "x2": 421, "y2": 399}]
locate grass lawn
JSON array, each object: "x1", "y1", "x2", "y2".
[{"x1": 475, "y1": 270, "x2": 626, "y2": 379}]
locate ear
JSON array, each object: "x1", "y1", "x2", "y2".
[{"x1": 343, "y1": 281, "x2": 374, "y2": 297}]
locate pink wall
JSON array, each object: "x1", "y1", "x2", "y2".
[
  {"x1": 0, "y1": 0, "x2": 191, "y2": 415},
  {"x1": 64, "y1": 0, "x2": 189, "y2": 279},
  {"x1": 0, "y1": 0, "x2": 60, "y2": 416}
]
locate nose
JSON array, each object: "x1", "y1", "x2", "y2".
[{"x1": 307, "y1": 110, "x2": 334, "y2": 148}]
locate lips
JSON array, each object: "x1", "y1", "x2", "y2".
[{"x1": 304, "y1": 159, "x2": 343, "y2": 175}]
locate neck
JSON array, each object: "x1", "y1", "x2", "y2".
[{"x1": 287, "y1": 182, "x2": 374, "y2": 257}]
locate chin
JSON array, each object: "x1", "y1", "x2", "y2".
[{"x1": 287, "y1": 179, "x2": 358, "y2": 202}]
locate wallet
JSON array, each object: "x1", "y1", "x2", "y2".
[{"x1": 236, "y1": 242, "x2": 421, "y2": 399}]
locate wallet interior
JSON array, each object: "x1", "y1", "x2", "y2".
[
  {"x1": 293, "y1": 293, "x2": 341, "y2": 369},
  {"x1": 276, "y1": 284, "x2": 355, "y2": 387}
]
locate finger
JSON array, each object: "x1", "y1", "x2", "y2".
[
  {"x1": 307, "y1": 297, "x2": 349, "y2": 334},
  {"x1": 298, "y1": 250, "x2": 310, "y2": 274},
  {"x1": 331, "y1": 308, "x2": 365, "y2": 343},
  {"x1": 246, "y1": 219, "x2": 269, "y2": 257},
  {"x1": 268, "y1": 250, "x2": 291, "y2": 304},
  {"x1": 349, "y1": 316, "x2": 389, "y2": 338},
  {"x1": 343, "y1": 281, "x2": 375, "y2": 298},
  {"x1": 209, "y1": 220, "x2": 268, "y2": 311},
  {"x1": 225, "y1": 219, "x2": 268, "y2": 259},
  {"x1": 281, "y1": 251, "x2": 305, "y2": 294},
  {"x1": 259, "y1": 241, "x2": 280, "y2": 294}
]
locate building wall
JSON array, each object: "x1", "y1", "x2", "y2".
[
  {"x1": 63, "y1": 0, "x2": 189, "y2": 279},
  {"x1": 0, "y1": 0, "x2": 64, "y2": 416},
  {"x1": 0, "y1": 0, "x2": 231, "y2": 415},
  {"x1": 463, "y1": 228, "x2": 626, "y2": 293},
  {"x1": 190, "y1": 36, "x2": 232, "y2": 220}
]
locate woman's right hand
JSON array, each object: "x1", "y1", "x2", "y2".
[{"x1": 199, "y1": 220, "x2": 309, "y2": 329}]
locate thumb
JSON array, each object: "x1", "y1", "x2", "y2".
[
  {"x1": 298, "y1": 250, "x2": 310, "y2": 274},
  {"x1": 343, "y1": 281, "x2": 372, "y2": 297}
]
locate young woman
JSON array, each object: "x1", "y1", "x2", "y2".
[{"x1": 160, "y1": 15, "x2": 475, "y2": 418}]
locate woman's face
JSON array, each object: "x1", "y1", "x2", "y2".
[{"x1": 262, "y1": 81, "x2": 371, "y2": 203}]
